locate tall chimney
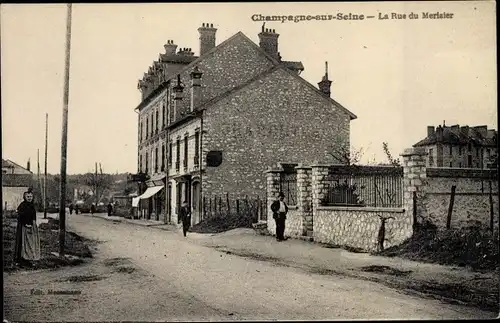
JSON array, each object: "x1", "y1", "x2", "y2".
[
  {"x1": 427, "y1": 126, "x2": 435, "y2": 137},
  {"x1": 190, "y1": 66, "x2": 203, "y2": 112},
  {"x1": 317, "y1": 61, "x2": 332, "y2": 97},
  {"x1": 164, "y1": 40, "x2": 178, "y2": 56},
  {"x1": 258, "y1": 24, "x2": 280, "y2": 61},
  {"x1": 198, "y1": 23, "x2": 217, "y2": 56},
  {"x1": 26, "y1": 158, "x2": 31, "y2": 172}
]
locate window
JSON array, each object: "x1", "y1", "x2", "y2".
[
  {"x1": 476, "y1": 147, "x2": 480, "y2": 157},
  {"x1": 168, "y1": 142, "x2": 173, "y2": 167},
  {"x1": 468, "y1": 143, "x2": 472, "y2": 151},
  {"x1": 139, "y1": 155, "x2": 142, "y2": 173},
  {"x1": 146, "y1": 116, "x2": 149, "y2": 139},
  {"x1": 176, "y1": 139, "x2": 180, "y2": 171},
  {"x1": 459, "y1": 162, "x2": 462, "y2": 168},
  {"x1": 162, "y1": 103, "x2": 166, "y2": 128},
  {"x1": 487, "y1": 149, "x2": 491, "y2": 156},
  {"x1": 184, "y1": 135, "x2": 189, "y2": 169},
  {"x1": 194, "y1": 131, "x2": 200, "y2": 166},
  {"x1": 155, "y1": 147, "x2": 158, "y2": 173},
  {"x1": 140, "y1": 122, "x2": 143, "y2": 142},
  {"x1": 207, "y1": 151, "x2": 223, "y2": 167},
  {"x1": 155, "y1": 109, "x2": 159, "y2": 134},
  {"x1": 428, "y1": 148, "x2": 434, "y2": 166},
  {"x1": 161, "y1": 144, "x2": 165, "y2": 171},
  {"x1": 468, "y1": 155, "x2": 472, "y2": 168}
]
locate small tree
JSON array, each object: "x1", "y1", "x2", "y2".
[
  {"x1": 328, "y1": 144, "x2": 364, "y2": 166},
  {"x1": 382, "y1": 142, "x2": 401, "y2": 167}
]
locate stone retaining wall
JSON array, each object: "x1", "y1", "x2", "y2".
[{"x1": 313, "y1": 207, "x2": 410, "y2": 252}]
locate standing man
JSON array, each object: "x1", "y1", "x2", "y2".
[
  {"x1": 179, "y1": 201, "x2": 191, "y2": 237},
  {"x1": 270, "y1": 192, "x2": 288, "y2": 241},
  {"x1": 69, "y1": 202, "x2": 74, "y2": 215},
  {"x1": 107, "y1": 202, "x2": 113, "y2": 217}
]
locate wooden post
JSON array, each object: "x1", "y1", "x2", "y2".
[
  {"x1": 218, "y1": 196, "x2": 222, "y2": 216},
  {"x1": 244, "y1": 195, "x2": 249, "y2": 214},
  {"x1": 226, "y1": 192, "x2": 230, "y2": 215},
  {"x1": 236, "y1": 199, "x2": 240, "y2": 215},
  {"x1": 59, "y1": 3, "x2": 72, "y2": 256},
  {"x1": 412, "y1": 191, "x2": 417, "y2": 231},
  {"x1": 44, "y1": 113, "x2": 48, "y2": 219},
  {"x1": 203, "y1": 196, "x2": 206, "y2": 220},
  {"x1": 489, "y1": 180, "x2": 494, "y2": 233},
  {"x1": 257, "y1": 195, "x2": 261, "y2": 221},
  {"x1": 446, "y1": 185, "x2": 456, "y2": 230}
]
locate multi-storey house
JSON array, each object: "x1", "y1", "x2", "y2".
[
  {"x1": 133, "y1": 23, "x2": 357, "y2": 224},
  {"x1": 413, "y1": 123, "x2": 497, "y2": 169}
]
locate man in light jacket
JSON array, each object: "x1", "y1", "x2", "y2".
[{"x1": 270, "y1": 192, "x2": 288, "y2": 241}]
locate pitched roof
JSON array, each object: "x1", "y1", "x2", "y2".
[
  {"x1": 413, "y1": 125, "x2": 498, "y2": 147},
  {"x1": 135, "y1": 31, "x2": 357, "y2": 120},
  {"x1": 2, "y1": 159, "x2": 32, "y2": 173}
]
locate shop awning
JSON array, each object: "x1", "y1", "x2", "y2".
[{"x1": 132, "y1": 185, "x2": 164, "y2": 207}]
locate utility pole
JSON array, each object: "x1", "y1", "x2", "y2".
[
  {"x1": 37, "y1": 150, "x2": 41, "y2": 208},
  {"x1": 95, "y1": 162, "x2": 98, "y2": 205},
  {"x1": 59, "y1": 3, "x2": 72, "y2": 256},
  {"x1": 44, "y1": 113, "x2": 48, "y2": 219}
]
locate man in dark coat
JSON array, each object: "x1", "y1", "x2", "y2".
[
  {"x1": 179, "y1": 201, "x2": 191, "y2": 237},
  {"x1": 69, "y1": 203, "x2": 74, "y2": 215},
  {"x1": 107, "y1": 202, "x2": 113, "y2": 216},
  {"x1": 270, "y1": 192, "x2": 288, "y2": 241}
]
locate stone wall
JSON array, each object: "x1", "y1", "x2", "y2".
[
  {"x1": 313, "y1": 207, "x2": 411, "y2": 251},
  {"x1": 202, "y1": 66, "x2": 351, "y2": 198},
  {"x1": 421, "y1": 168, "x2": 498, "y2": 229},
  {"x1": 2, "y1": 186, "x2": 28, "y2": 211}
]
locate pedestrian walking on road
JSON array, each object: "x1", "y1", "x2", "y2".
[
  {"x1": 14, "y1": 188, "x2": 41, "y2": 267},
  {"x1": 75, "y1": 204, "x2": 80, "y2": 214},
  {"x1": 90, "y1": 203, "x2": 96, "y2": 215},
  {"x1": 179, "y1": 201, "x2": 191, "y2": 237},
  {"x1": 69, "y1": 203, "x2": 74, "y2": 215},
  {"x1": 107, "y1": 202, "x2": 113, "y2": 217},
  {"x1": 270, "y1": 192, "x2": 288, "y2": 241}
]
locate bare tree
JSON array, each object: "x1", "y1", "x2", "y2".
[
  {"x1": 382, "y1": 142, "x2": 401, "y2": 167},
  {"x1": 84, "y1": 163, "x2": 113, "y2": 204},
  {"x1": 328, "y1": 144, "x2": 364, "y2": 166}
]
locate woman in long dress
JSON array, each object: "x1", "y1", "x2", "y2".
[{"x1": 14, "y1": 189, "x2": 41, "y2": 266}]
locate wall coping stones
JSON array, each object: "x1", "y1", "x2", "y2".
[
  {"x1": 427, "y1": 167, "x2": 497, "y2": 179},
  {"x1": 316, "y1": 206, "x2": 406, "y2": 213},
  {"x1": 264, "y1": 168, "x2": 283, "y2": 174},
  {"x1": 400, "y1": 147, "x2": 428, "y2": 157}
]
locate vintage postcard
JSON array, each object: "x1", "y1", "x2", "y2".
[{"x1": 1, "y1": 1, "x2": 498, "y2": 321}]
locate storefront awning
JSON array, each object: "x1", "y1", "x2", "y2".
[{"x1": 132, "y1": 185, "x2": 164, "y2": 207}]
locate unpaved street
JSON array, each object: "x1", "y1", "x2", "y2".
[{"x1": 4, "y1": 214, "x2": 495, "y2": 321}]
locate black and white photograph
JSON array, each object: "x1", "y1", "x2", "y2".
[{"x1": 1, "y1": 1, "x2": 498, "y2": 321}]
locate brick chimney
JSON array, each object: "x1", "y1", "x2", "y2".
[
  {"x1": 427, "y1": 126, "x2": 435, "y2": 137},
  {"x1": 317, "y1": 61, "x2": 332, "y2": 97},
  {"x1": 198, "y1": 23, "x2": 217, "y2": 56},
  {"x1": 473, "y1": 125, "x2": 488, "y2": 137},
  {"x1": 190, "y1": 66, "x2": 203, "y2": 112},
  {"x1": 258, "y1": 23, "x2": 280, "y2": 61},
  {"x1": 26, "y1": 159, "x2": 31, "y2": 172},
  {"x1": 436, "y1": 125, "x2": 444, "y2": 141},
  {"x1": 164, "y1": 40, "x2": 177, "y2": 56}
]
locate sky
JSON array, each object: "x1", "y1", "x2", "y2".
[{"x1": 1, "y1": 2, "x2": 497, "y2": 175}]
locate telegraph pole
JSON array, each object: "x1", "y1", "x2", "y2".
[
  {"x1": 44, "y1": 113, "x2": 48, "y2": 219},
  {"x1": 59, "y1": 3, "x2": 72, "y2": 256}
]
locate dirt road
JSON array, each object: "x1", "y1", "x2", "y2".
[{"x1": 3, "y1": 214, "x2": 495, "y2": 321}]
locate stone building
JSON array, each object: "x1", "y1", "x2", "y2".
[
  {"x1": 133, "y1": 23, "x2": 357, "y2": 224},
  {"x1": 413, "y1": 123, "x2": 497, "y2": 169},
  {"x1": 2, "y1": 159, "x2": 33, "y2": 211}
]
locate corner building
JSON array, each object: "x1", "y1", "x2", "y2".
[{"x1": 134, "y1": 23, "x2": 357, "y2": 225}]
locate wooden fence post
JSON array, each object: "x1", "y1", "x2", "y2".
[
  {"x1": 236, "y1": 199, "x2": 240, "y2": 215},
  {"x1": 489, "y1": 180, "x2": 494, "y2": 233},
  {"x1": 446, "y1": 185, "x2": 456, "y2": 230},
  {"x1": 257, "y1": 195, "x2": 261, "y2": 221},
  {"x1": 226, "y1": 193, "x2": 230, "y2": 215}
]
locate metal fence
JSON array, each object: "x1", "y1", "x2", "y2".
[
  {"x1": 280, "y1": 171, "x2": 297, "y2": 206},
  {"x1": 321, "y1": 165, "x2": 403, "y2": 208}
]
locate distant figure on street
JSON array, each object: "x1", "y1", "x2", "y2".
[
  {"x1": 14, "y1": 189, "x2": 41, "y2": 267},
  {"x1": 69, "y1": 203, "x2": 74, "y2": 215},
  {"x1": 107, "y1": 202, "x2": 113, "y2": 217},
  {"x1": 179, "y1": 201, "x2": 191, "y2": 237},
  {"x1": 270, "y1": 192, "x2": 288, "y2": 241},
  {"x1": 90, "y1": 203, "x2": 96, "y2": 215},
  {"x1": 75, "y1": 204, "x2": 80, "y2": 214}
]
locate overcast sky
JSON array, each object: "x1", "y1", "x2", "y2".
[{"x1": 1, "y1": 2, "x2": 497, "y2": 174}]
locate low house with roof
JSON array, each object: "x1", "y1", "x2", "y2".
[
  {"x1": 2, "y1": 159, "x2": 34, "y2": 211},
  {"x1": 413, "y1": 123, "x2": 497, "y2": 169},
  {"x1": 133, "y1": 23, "x2": 357, "y2": 225}
]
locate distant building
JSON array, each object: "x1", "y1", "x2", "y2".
[
  {"x1": 413, "y1": 123, "x2": 497, "y2": 169},
  {"x1": 2, "y1": 159, "x2": 34, "y2": 211},
  {"x1": 133, "y1": 23, "x2": 357, "y2": 225}
]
